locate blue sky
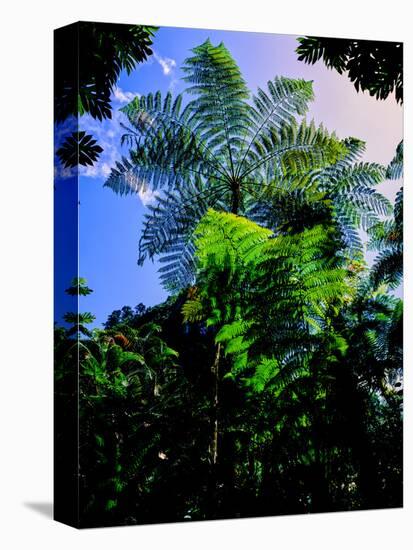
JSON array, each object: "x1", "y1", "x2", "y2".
[{"x1": 54, "y1": 26, "x2": 403, "y2": 327}]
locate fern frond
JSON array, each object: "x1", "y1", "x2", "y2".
[
  {"x1": 181, "y1": 296, "x2": 204, "y2": 323},
  {"x1": 370, "y1": 250, "x2": 403, "y2": 289},
  {"x1": 182, "y1": 40, "x2": 251, "y2": 176},
  {"x1": 386, "y1": 141, "x2": 403, "y2": 180}
]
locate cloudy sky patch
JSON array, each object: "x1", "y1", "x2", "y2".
[{"x1": 154, "y1": 52, "x2": 177, "y2": 76}]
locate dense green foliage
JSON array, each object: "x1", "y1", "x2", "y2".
[
  {"x1": 55, "y1": 39, "x2": 403, "y2": 527},
  {"x1": 296, "y1": 36, "x2": 403, "y2": 103},
  {"x1": 55, "y1": 261, "x2": 402, "y2": 525}
]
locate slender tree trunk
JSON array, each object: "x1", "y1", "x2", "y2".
[
  {"x1": 310, "y1": 449, "x2": 330, "y2": 512},
  {"x1": 206, "y1": 342, "x2": 221, "y2": 517},
  {"x1": 309, "y1": 359, "x2": 330, "y2": 512},
  {"x1": 211, "y1": 343, "x2": 221, "y2": 465}
]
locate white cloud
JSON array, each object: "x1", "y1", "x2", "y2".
[
  {"x1": 54, "y1": 164, "x2": 76, "y2": 180},
  {"x1": 138, "y1": 187, "x2": 158, "y2": 207},
  {"x1": 55, "y1": 110, "x2": 159, "y2": 208},
  {"x1": 112, "y1": 87, "x2": 140, "y2": 104},
  {"x1": 82, "y1": 164, "x2": 99, "y2": 178},
  {"x1": 101, "y1": 163, "x2": 112, "y2": 177},
  {"x1": 74, "y1": 110, "x2": 127, "y2": 181},
  {"x1": 154, "y1": 52, "x2": 176, "y2": 76}
]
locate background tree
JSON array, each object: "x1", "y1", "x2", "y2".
[
  {"x1": 55, "y1": 22, "x2": 157, "y2": 167},
  {"x1": 296, "y1": 36, "x2": 403, "y2": 103}
]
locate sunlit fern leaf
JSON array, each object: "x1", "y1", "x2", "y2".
[
  {"x1": 186, "y1": 210, "x2": 350, "y2": 395},
  {"x1": 246, "y1": 356, "x2": 311, "y2": 396},
  {"x1": 181, "y1": 296, "x2": 204, "y2": 323},
  {"x1": 181, "y1": 39, "x2": 251, "y2": 170},
  {"x1": 215, "y1": 319, "x2": 254, "y2": 344},
  {"x1": 250, "y1": 77, "x2": 314, "y2": 129},
  {"x1": 106, "y1": 92, "x2": 223, "y2": 197},
  {"x1": 240, "y1": 119, "x2": 347, "y2": 181}
]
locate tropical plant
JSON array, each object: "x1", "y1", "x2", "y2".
[
  {"x1": 65, "y1": 277, "x2": 94, "y2": 296},
  {"x1": 248, "y1": 140, "x2": 390, "y2": 255},
  {"x1": 78, "y1": 319, "x2": 186, "y2": 524},
  {"x1": 105, "y1": 40, "x2": 359, "y2": 289},
  {"x1": 106, "y1": 41, "x2": 391, "y2": 290},
  {"x1": 54, "y1": 38, "x2": 403, "y2": 526},
  {"x1": 184, "y1": 209, "x2": 351, "y2": 390}
]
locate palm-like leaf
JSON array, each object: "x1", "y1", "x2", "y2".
[
  {"x1": 57, "y1": 131, "x2": 103, "y2": 167},
  {"x1": 64, "y1": 311, "x2": 96, "y2": 337},
  {"x1": 55, "y1": 23, "x2": 157, "y2": 123}
]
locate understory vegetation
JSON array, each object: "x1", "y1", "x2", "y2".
[{"x1": 55, "y1": 39, "x2": 403, "y2": 527}]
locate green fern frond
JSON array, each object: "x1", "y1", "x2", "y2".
[
  {"x1": 215, "y1": 319, "x2": 253, "y2": 343},
  {"x1": 181, "y1": 296, "x2": 204, "y2": 323},
  {"x1": 190, "y1": 211, "x2": 350, "y2": 393},
  {"x1": 194, "y1": 209, "x2": 272, "y2": 275}
]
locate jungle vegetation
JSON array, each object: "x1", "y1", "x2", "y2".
[{"x1": 55, "y1": 39, "x2": 403, "y2": 527}]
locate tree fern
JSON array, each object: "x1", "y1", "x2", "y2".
[{"x1": 105, "y1": 40, "x2": 349, "y2": 289}]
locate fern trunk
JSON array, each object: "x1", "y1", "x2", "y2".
[{"x1": 231, "y1": 182, "x2": 241, "y2": 214}]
